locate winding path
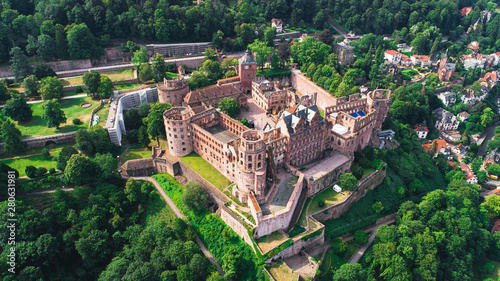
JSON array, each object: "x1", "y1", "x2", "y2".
[{"x1": 124, "y1": 175, "x2": 225, "y2": 276}]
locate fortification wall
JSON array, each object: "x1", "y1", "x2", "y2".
[
  {"x1": 290, "y1": 69, "x2": 335, "y2": 111},
  {"x1": 267, "y1": 227, "x2": 324, "y2": 261},
  {"x1": 311, "y1": 165, "x2": 386, "y2": 222},
  {"x1": 218, "y1": 205, "x2": 255, "y2": 248},
  {"x1": 0, "y1": 132, "x2": 77, "y2": 154},
  {"x1": 254, "y1": 174, "x2": 305, "y2": 238}
]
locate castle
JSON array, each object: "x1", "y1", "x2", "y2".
[{"x1": 124, "y1": 50, "x2": 391, "y2": 242}]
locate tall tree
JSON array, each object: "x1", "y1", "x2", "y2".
[
  {"x1": 132, "y1": 47, "x2": 149, "y2": 70},
  {"x1": 181, "y1": 181, "x2": 208, "y2": 212},
  {"x1": 248, "y1": 39, "x2": 272, "y2": 69},
  {"x1": 64, "y1": 154, "x2": 97, "y2": 185},
  {"x1": 37, "y1": 34, "x2": 56, "y2": 61},
  {"x1": 1, "y1": 121, "x2": 26, "y2": 152},
  {"x1": 83, "y1": 70, "x2": 101, "y2": 97},
  {"x1": 39, "y1": 77, "x2": 63, "y2": 100},
  {"x1": 97, "y1": 76, "x2": 113, "y2": 99},
  {"x1": 218, "y1": 98, "x2": 240, "y2": 118},
  {"x1": 146, "y1": 102, "x2": 171, "y2": 139},
  {"x1": 22, "y1": 75, "x2": 39, "y2": 97},
  {"x1": 67, "y1": 23, "x2": 103, "y2": 60},
  {"x1": 151, "y1": 53, "x2": 167, "y2": 82},
  {"x1": 3, "y1": 93, "x2": 32, "y2": 121},
  {"x1": 42, "y1": 99, "x2": 67, "y2": 128},
  {"x1": 56, "y1": 146, "x2": 78, "y2": 171},
  {"x1": 9, "y1": 47, "x2": 32, "y2": 82},
  {"x1": 212, "y1": 30, "x2": 224, "y2": 50}
]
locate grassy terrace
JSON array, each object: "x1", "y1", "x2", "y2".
[
  {"x1": 256, "y1": 230, "x2": 289, "y2": 254},
  {"x1": 1, "y1": 151, "x2": 61, "y2": 177},
  {"x1": 144, "y1": 190, "x2": 177, "y2": 226},
  {"x1": 256, "y1": 68, "x2": 291, "y2": 78},
  {"x1": 61, "y1": 68, "x2": 135, "y2": 86},
  {"x1": 16, "y1": 96, "x2": 97, "y2": 137},
  {"x1": 121, "y1": 145, "x2": 152, "y2": 163},
  {"x1": 180, "y1": 151, "x2": 231, "y2": 191},
  {"x1": 0, "y1": 143, "x2": 70, "y2": 160},
  {"x1": 318, "y1": 240, "x2": 359, "y2": 276},
  {"x1": 307, "y1": 189, "x2": 349, "y2": 215},
  {"x1": 268, "y1": 261, "x2": 299, "y2": 281},
  {"x1": 114, "y1": 83, "x2": 140, "y2": 90}
]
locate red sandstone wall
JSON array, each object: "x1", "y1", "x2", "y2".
[{"x1": 291, "y1": 69, "x2": 336, "y2": 111}]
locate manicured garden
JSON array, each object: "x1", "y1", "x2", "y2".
[
  {"x1": 113, "y1": 83, "x2": 140, "y2": 90},
  {"x1": 1, "y1": 151, "x2": 61, "y2": 177},
  {"x1": 60, "y1": 68, "x2": 135, "y2": 86},
  {"x1": 121, "y1": 144, "x2": 152, "y2": 163},
  {"x1": 16, "y1": 96, "x2": 97, "y2": 137},
  {"x1": 308, "y1": 188, "x2": 348, "y2": 215},
  {"x1": 268, "y1": 261, "x2": 299, "y2": 281},
  {"x1": 180, "y1": 151, "x2": 232, "y2": 190}
]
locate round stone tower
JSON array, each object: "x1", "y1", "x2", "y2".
[
  {"x1": 236, "y1": 130, "x2": 267, "y2": 203},
  {"x1": 163, "y1": 107, "x2": 193, "y2": 157},
  {"x1": 157, "y1": 78, "x2": 190, "y2": 106}
]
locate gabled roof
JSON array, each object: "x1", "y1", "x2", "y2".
[
  {"x1": 423, "y1": 139, "x2": 447, "y2": 152},
  {"x1": 184, "y1": 84, "x2": 242, "y2": 105},
  {"x1": 468, "y1": 41, "x2": 479, "y2": 51},
  {"x1": 461, "y1": 6, "x2": 472, "y2": 17},
  {"x1": 384, "y1": 50, "x2": 401, "y2": 56},
  {"x1": 280, "y1": 105, "x2": 322, "y2": 135},
  {"x1": 458, "y1": 112, "x2": 471, "y2": 118},
  {"x1": 414, "y1": 123, "x2": 429, "y2": 132}
]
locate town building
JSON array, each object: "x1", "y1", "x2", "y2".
[
  {"x1": 461, "y1": 6, "x2": 473, "y2": 17},
  {"x1": 384, "y1": 50, "x2": 411, "y2": 66},
  {"x1": 433, "y1": 108, "x2": 460, "y2": 131},
  {"x1": 414, "y1": 123, "x2": 429, "y2": 139},
  {"x1": 423, "y1": 139, "x2": 450, "y2": 157},
  {"x1": 468, "y1": 41, "x2": 480, "y2": 54},
  {"x1": 452, "y1": 143, "x2": 467, "y2": 157},
  {"x1": 332, "y1": 41, "x2": 355, "y2": 66},
  {"x1": 461, "y1": 89, "x2": 482, "y2": 105},
  {"x1": 251, "y1": 76, "x2": 294, "y2": 114},
  {"x1": 438, "y1": 50, "x2": 456, "y2": 81},
  {"x1": 157, "y1": 77, "x2": 190, "y2": 106},
  {"x1": 439, "y1": 91, "x2": 457, "y2": 107},
  {"x1": 411, "y1": 55, "x2": 431, "y2": 67},
  {"x1": 462, "y1": 53, "x2": 487, "y2": 70},
  {"x1": 480, "y1": 72, "x2": 499, "y2": 91},
  {"x1": 271, "y1": 18, "x2": 283, "y2": 33},
  {"x1": 458, "y1": 111, "x2": 471, "y2": 122},
  {"x1": 460, "y1": 162, "x2": 477, "y2": 184}
]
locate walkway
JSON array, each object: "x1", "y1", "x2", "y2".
[
  {"x1": 117, "y1": 144, "x2": 130, "y2": 170},
  {"x1": 26, "y1": 187, "x2": 75, "y2": 195},
  {"x1": 0, "y1": 93, "x2": 87, "y2": 108},
  {"x1": 124, "y1": 175, "x2": 225, "y2": 276},
  {"x1": 346, "y1": 216, "x2": 396, "y2": 264}
]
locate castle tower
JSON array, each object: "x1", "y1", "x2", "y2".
[
  {"x1": 237, "y1": 50, "x2": 257, "y2": 94},
  {"x1": 235, "y1": 130, "x2": 267, "y2": 203},
  {"x1": 163, "y1": 107, "x2": 193, "y2": 157},
  {"x1": 157, "y1": 78, "x2": 190, "y2": 106},
  {"x1": 367, "y1": 89, "x2": 392, "y2": 130}
]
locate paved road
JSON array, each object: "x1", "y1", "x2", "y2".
[
  {"x1": 476, "y1": 96, "x2": 499, "y2": 159},
  {"x1": 346, "y1": 217, "x2": 396, "y2": 264},
  {"x1": 0, "y1": 93, "x2": 88, "y2": 108},
  {"x1": 126, "y1": 176, "x2": 225, "y2": 276}
]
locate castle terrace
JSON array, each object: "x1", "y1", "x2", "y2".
[
  {"x1": 302, "y1": 151, "x2": 351, "y2": 182},
  {"x1": 205, "y1": 124, "x2": 239, "y2": 143}
]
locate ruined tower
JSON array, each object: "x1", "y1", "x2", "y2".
[
  {"x1": 157, "y1": 78, "x2": 190, "y2": 106},
  {"x1": 163, "y1": 107, "x2": 193, "y2": 157}
]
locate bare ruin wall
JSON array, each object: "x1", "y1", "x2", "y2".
[
  {"x1": 311, "y1": 166, "x2": 387, "y2": 221},
  {"x1": 267, "y1": 228, "x2": 325, "y2": 261},
  {"x1": 218, "y1": 205, "x2": 255, "y2": 248},
  {"x1": 290, "y1": 69, "x2": 334, "y2": 111}
]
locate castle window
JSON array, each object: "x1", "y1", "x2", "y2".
[
  {"x1": 182, "y1": 142, "x2": 185, "y2": 145},
  {"x1": 248, "y1": 155, "x2": 252, "y2": 161},
  {"x1": 183, "y1": 148, "x2": 186, "y2": 151},
  {"x1": 173, "y1": 128, "x2": 176, "y2": 132},
  {"x1": 258, "y1": 162, "x2": 261, "y2": 168},
  {"x1": 248, "y1": 164, "x2": 252, "y2": 169}
]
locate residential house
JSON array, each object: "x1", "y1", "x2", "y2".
[
  {"x1": 414, "y1": 123, "x2": 429, "y2": 139},
  {"x1": 492, "y1": 219, "x2": 500, "y2": 235},
  {"x1": 438, "y1": 50, "x2": 456, "y2": 81},
  {"x1": 480, "y1": 72, "x2": 499, "y2": 91},
  {"x1": 441, "y1": 130, "x2": 462, "y2": 143},
  {"x1": 411, "y1": 55, "x2": 431, "y2": 67},
  {"x1": 433, "y1": 108, "x2": 460, "y2": 131},
  {"x1": 439, "y1": 92, "x2": 457, "y2": 107},
  {"x1": 461, "y1": 89, "x2": 479, "y2": 105},
  {"x1": 271, "y1": 18, "x2": 283, "y2": 33},
  {"x1": 462, "y1": 53, "x2": 487, "y2": 70},
  {"x1": 384, "y1": 50, "x2": 411, "y2": 66},
  {"x1": 457, "y1": 111, "x2": 471, "y2": 122},
  {"x1": 467, "y1": 41, "x2": 480, "y2": 54},
  {"x1": 461, "y1": 6, "x2": 472, "y2": 17},
  {"x1": 423, "y1": 139, "x2": 451, "y2": 158},
  {"x1": 485, "y1": 148, "x2": 500, "y2": 166},
  {"x1": 452, "y1": 144, "x2": 466, "y2": 156},
  {"x1": 460, "y1": 162, "x2": 478, "y2": 184},
  {"x1": 332, "y1": 41, "x2": 355, "y2": 65}
]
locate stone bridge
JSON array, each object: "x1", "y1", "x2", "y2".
[{"x1": 0, "y1": 132, "x2": 77, "y2": 153}]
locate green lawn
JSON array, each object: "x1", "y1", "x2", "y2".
[
  {"x1": 256, "y1": 231, "x2": 289, "y2": 254},
  {"x1": 121, "y1": 145, "x2": 152, "y2": 163},
  {"x1": 268, "y1": 261, "x2": 299, "y2": 281},
  {"x1": 0, "y1": 144, "x2": 70, "y2": 161},
  {"x1": 60, "y1": 68, "x2": 135, "y2": 86},
  {"x1": 16, "y1": 96, "x2": 97, "y2": 137},
  {"x1": 308, "y1": 188, "x2": 348, "y2": 215},
  {"x1": 144, "y1": 190, "x2": 177, "y2": 226},
  {"x1": 180, "y1": 151, "x2": 231, "y2": 190},
  {"x1": 362, "y1": 168, "x2": 375, "y2": 178},
  {"x1": 166, "y1": 72, "x2": 179, "y2": 79},
  {"x1": 1, "y1": 151, "x2": 60, "y2": 177},
  {"x1": 473, "y1": 257, "x2": 500, "y2": 280},
  {"x1": 297, "y1": 197, "x2": 311, "y2": 227},
  {"x1": 114, "y1": 83, "x2": 140, "y2": 90}
]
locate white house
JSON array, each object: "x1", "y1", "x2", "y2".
[
  {"x1": 271, "y1": 18, "x2": 283, "y2": 33},
  {"x1": 433, "y1": 108, "x2": 460, "y2": 131},
  {"x1": 439, "y1": 92, "x2": 457, "y2": 107},
  {"x1": 414, "y1": 123, "x2": 429, "y2": 139},
  {"x1": 411, "y1": 55, "x2": 431, "y2": 67}
]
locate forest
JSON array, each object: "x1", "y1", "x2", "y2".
[{"x1": 0, "y1": 0, "x2": 490, "y2": 63}]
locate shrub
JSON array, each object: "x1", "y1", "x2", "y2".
[
  {"x1": 42, "y1": 147, "x2": 50, "y2": 159},
  {"x1": 75, "y1": 86, "x2": 84, "y2": 93},
  {"x1": 25, "y1": 166, "x2": 37, "y2": 178},
  {"x1": 49, "y1": 168, "x2": 56, "y2": 174},
  {"x1": 36, "y1": 167, "x2": 47, "y2": 177},
  {"x1": 354, "y1": 230, "x2": 368, "y2": 245},
  {"x1": 73, "y1": 118, "x2": 82, "y2": 125},
  {"x1": 318, "y1": 199, "x2": 325, "y2": 208}
]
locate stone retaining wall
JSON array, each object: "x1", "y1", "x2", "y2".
[
  {"x1": 290, "y1": 69, "x2": 335, "y2": 111},
  {"x1": 218, "y1": 205, "x2": 255, "y2": 249},
  {"x1": 0, "y1": 131, "x2": 77, "y2": 154},
  {"x1": 311, "y1": 165, "x2": 387, "y2": 222}
]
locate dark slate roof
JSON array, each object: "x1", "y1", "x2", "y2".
[
  {"x1": 239, "y1": 50, "x2": 257, "y2": 65},
  {"x1": 281, "y1": 105, "x2": 323, "y2": 135},
  {"x1": 121, "y1": 158, "x2": 154, "y2": 171}
]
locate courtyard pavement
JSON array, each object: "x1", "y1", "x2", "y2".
[
  {"x1": 261, "y1": 170, "x2": 297, "y2": 215},
  {"x1": 238, "y1": 98, "x2": 277, "y2": 131}
]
